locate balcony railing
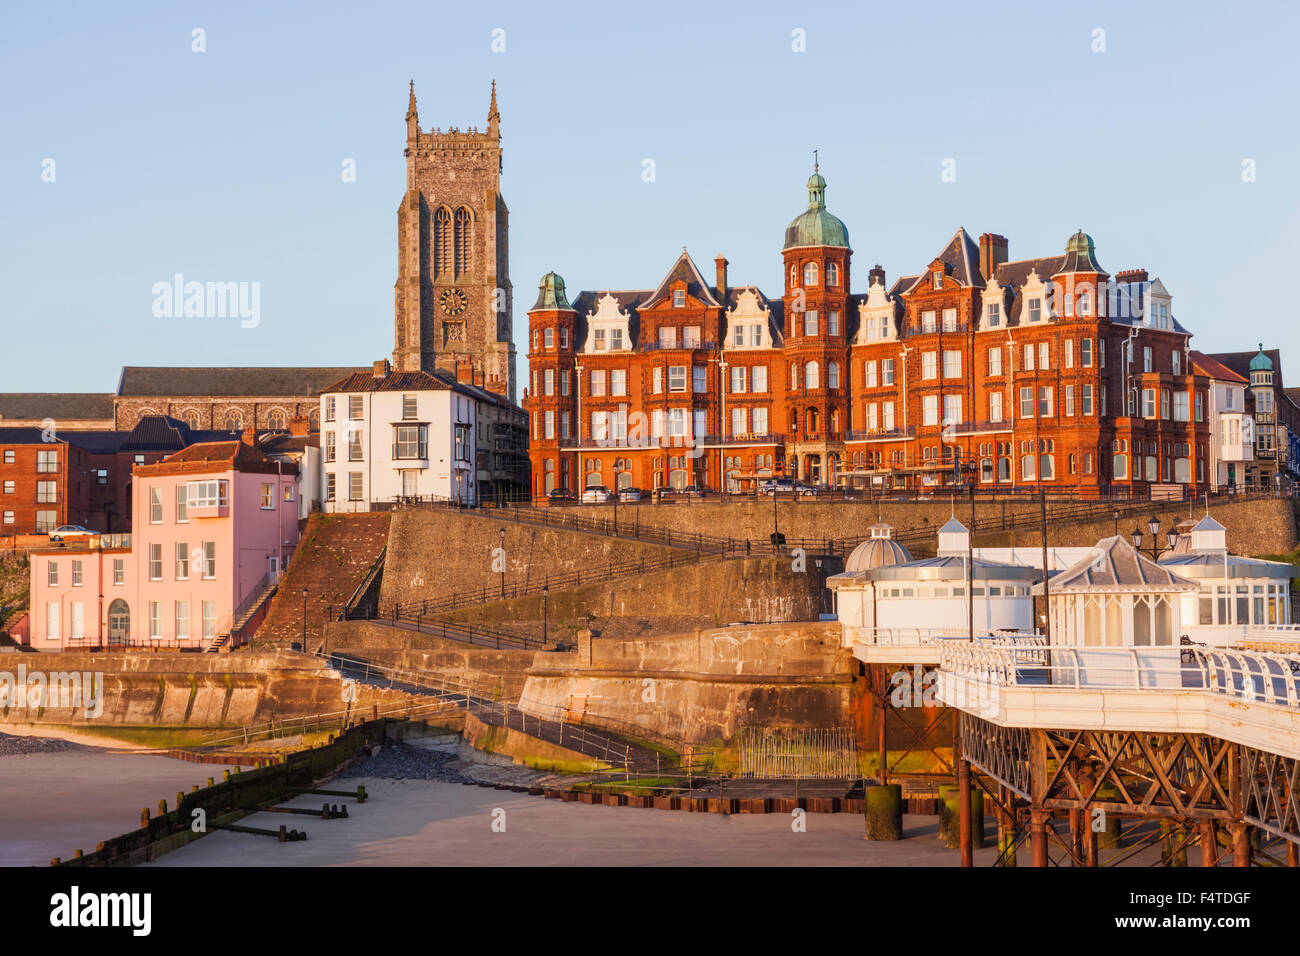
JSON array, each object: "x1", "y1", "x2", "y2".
[{"x1": 845, "y1": 425, "x2": 916, "y2": 441}]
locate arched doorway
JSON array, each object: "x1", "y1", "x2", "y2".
[{"x1": 108, "y1": 599, "x2": 130, "y2": 645}]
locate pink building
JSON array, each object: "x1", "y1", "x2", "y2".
[{"x1": 26, "y1": 439, "x2": 299, "y2": 650}]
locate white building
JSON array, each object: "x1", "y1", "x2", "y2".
[
  {"x1": 1191, "y1": 351, "x2": 1254, "y2": 492},
  {"x1": 319, "y1": 361, "x2": 479, "y2": 509},
  {"x1": 830, "y1": 518, "x2": 1039, "y2": 640}
]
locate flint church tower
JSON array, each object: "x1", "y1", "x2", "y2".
[{"x1": 393, "y1": 81, "x2": 515, "y2": 400}]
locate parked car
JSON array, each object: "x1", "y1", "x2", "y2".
[
  {"x1": 581, "y1": 485, "x2": 613, "y2": 504},
  {"x1": 617, "y1": 487, "x2": 644, "y2": 502},
  {"x1": 680, "y1": 484, "x2": 711, "y2": 498},
  {"x1": 48, "y1": 524, "x2": 95, "y2": 541},
  {"x1": 546, "y1": 488, "x2": 577, "y2": 503},
  {"x1": 760, "y1": 478, "x2": 814, "y2": 497}
]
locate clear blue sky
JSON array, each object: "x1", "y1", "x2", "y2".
[{"x1": 2, "y1": 0, "x2": 1298, "y2": 392}]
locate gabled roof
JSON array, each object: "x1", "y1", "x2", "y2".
[
  {"x1": 939, "y1": 516, "x2": 968, "y2": 534},
  {"x1": 118, "y1": 367, "x2": 365, "y2": 398},
  {"x1": 1190, "y1": 350, "x2": 1248, "y2": 384},
  {"x1": 637, "y1": 250, "x2": 722, "y2": 309},
  {"x1": 1036, "y1": 535, "x2": 1197, "y2": 594},
  {"x1": 904, "y1": 229, "x2": 985, "y2": 293},
  {"x1": 1190, "y1": 515, "x2": 1225, "y2": 533},
  {"x1": 0, "y1": 393, "x2": 114, "y2": 422},
  {"x1": 137, "y1": 440, "x2": 298, "y2": 477}
]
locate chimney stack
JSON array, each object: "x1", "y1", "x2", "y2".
[
  {"x1": 978, "y1": 234, "x2": 1009, "y2": 282},
  {"x1": 456, "y1": 357, "x2": 475, "y2": 386},
  {"x1": 241, "y1": 426, "x2": 257, "y2": 447},
  {"x1": 868, "y1": 264, "x2": 886, "y2": 288},
  {"x1": 1116, "y1": 268, "x2": 1148, "y2": 284},
  {"x1": 372, "y1": 359, "x2": 391, "y2": 379},
  {"x1": 715, "y1": 255, "x2": 728, "y2": 302},
  {"x1": 289, "y1": 415, "x2": 309, "y2": 437}
]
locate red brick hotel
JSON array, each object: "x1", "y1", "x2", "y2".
[{"x1": 525, "y1": 163, "x2": 1209, "y2": 498}]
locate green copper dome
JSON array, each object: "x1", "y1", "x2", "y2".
[
  {"x1": 531, "y1": 271, "x2": 572, "y2": 311},
  {"x1": 783, "y1": 159, "x2": 849, "y2": 251},
  {"x1": 1250, "y1": 344, "x2": 1273, "y2": 371},
  {"x1": 1054, "y1": 228, "x2": 1107, "y2": 275}
]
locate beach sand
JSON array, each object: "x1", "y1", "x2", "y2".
[{"x1": 147, "y1": 776, "x2": 1002, "y2": 867}]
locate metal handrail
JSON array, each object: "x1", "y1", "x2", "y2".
[{"x1": 939, "y1": 642, "x2": 1300, "y2": 708}]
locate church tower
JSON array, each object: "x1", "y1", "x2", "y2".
[{"x1": 393, "y1": 81, "x2": 516, "y2": 400}]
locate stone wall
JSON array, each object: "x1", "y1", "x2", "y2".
[
  {"x1": 379, "y1": 508, "x2": 685, "y2": 611},
  {"x1": 323, "y1": 620, "x2": 537, "y2": 700},
  {"x1": 570, "y1": 496, "x2": 1298, "y2": 557},
  {"x1": 438, "y1": 556, "x2": 834, "y2": 642},
  {"x1": 0, "y1": 650, "x2": 413, "y2": 731},
  {"x1": 519, "y1": 621, "x2": 854, "y2": 745}
]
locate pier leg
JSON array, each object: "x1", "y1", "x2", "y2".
[
  {"x1": 998, "y1": 786, "x2": 1016, "y2": 868},
  {"x1": 1030, "y1": 808, "x2": 1049, "y2": 868},
  {"x1": 957, "y1": 731, "x2": 972, "y2": 867},
  {"x1": 1288, "y1": 840, "x2": 1298, "y2": 868},
  {"x1": 1069, "y1": 808, "x2": 1083, "y2": 866},
  {"x1": 1230, "y1": 823, "x2": 1251, "y2": 867},
  {"x1": 876, "y1": 667, "x2": 888, "y2": 786},
  {"x1": 1085, "y1": 818, "x2": 1098, "y2": 867},
  {"x1": 1199, "y1": 821, "x2": 1218, "y2": 868}
]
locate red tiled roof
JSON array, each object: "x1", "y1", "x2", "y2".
[{"x1": 1190, "y1": 350, "x2": 1248, "y2": 384}]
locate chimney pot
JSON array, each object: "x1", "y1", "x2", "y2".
[{"x1": 372, "y1": 359, "x2": 391, "y2": 378}]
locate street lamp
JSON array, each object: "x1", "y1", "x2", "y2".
[
  {"x1": 542, "y1": 582, "x2": 549, "y2": 646},
  {"x1": 1112, "y1": 509, "x2": 1119, "y2": 537},
  {"x1": 498, "y1": 528, "x2": 506, "y2": 598},
  {"x1": 300, "y1": 587, "x2": 308, "y2": 652},
  {"x1": 1131, "y1": 517, "x2": 1162, "y2": 561}
]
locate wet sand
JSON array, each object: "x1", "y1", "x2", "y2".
[
  {"x1": 0, "y1": 745, "x2": 239, "y2": 867},
  {"x1": 148, "y1": 776, "x2": 1001, "y2": 866}
]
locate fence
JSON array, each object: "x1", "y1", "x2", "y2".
[{"x1": 735, "y1": 727, "x2": 859, "y2": 779}]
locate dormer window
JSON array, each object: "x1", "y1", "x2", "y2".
[
  {"x1": 827, "y1": 262, "x2": 839, "y2": 286},
  {"x1": 594, "y1": 329, "x2": 606, "y2": 350},
  {"x1": 987, "y1": 302, "x2": 1001, "y2": 327},
  {"x1": 1027, "y1": 298, "x2": 1041, "y2": 323},
  {"x1": 803, "y1": 262, "x2": 818, "y2": 286},
  {"x1": 673, "y1": 290, "x2": 685, "y2": 308},
  {"x1": 932, "y1": 271, "x2": 942, "y2": 290}
]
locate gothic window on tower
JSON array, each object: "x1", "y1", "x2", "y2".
[
  {"x1": 454, "y1": 207, "x2": 473, "y2": 276},
  {"x1": 434, "y1": 207, "x2": 452, "y2": 276}
]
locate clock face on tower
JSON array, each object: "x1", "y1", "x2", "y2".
[{"x1": 439, "y1": 288, "x2": 468, "y2": 316}]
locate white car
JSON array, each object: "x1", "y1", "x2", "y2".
[
  {"x1": 581, "y1": 486, "x2": 612, "y2": 504},
  {"x1": 48, "y1": 525, "x2": 95, "y2": 541}
]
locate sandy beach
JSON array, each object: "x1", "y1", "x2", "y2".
[
  {"x1": 147, "y1": 774, "x2": 1000, "y2": 867},
  {"x1": 0, "y1": 734, "x2": 242, "y2": 868}
]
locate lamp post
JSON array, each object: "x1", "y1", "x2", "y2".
[
  {"x1": 612, "y1": 463, "x2": 619, "y2": 535},
  {"x1": 1131, "y1": 515, "x2": 1163, "y2": 561},
  {"x1": 542, "y1": 582, "x2": 549, "y2": 646},
  {"x1": 300, "y1": 587, "x2": 308, "y2": 652},
  {"x1": 498, "y1": 528, "x2": 506, "y2": 598}
]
